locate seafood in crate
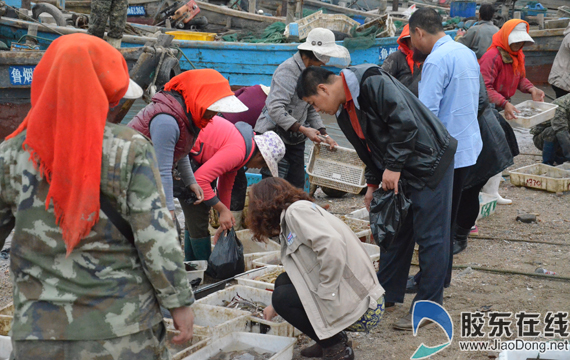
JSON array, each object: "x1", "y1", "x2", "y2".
[
  {"x1": 182, "y1": 332, "x2": 296, "y2": 360},
  {"x1": 197, "y1": 285, "x2": 297, "y2": 336},
  {"x1": 253, "y1": 268, "x2": 285, "y2": 284},
  {"x1": 237, "y1": 266, "x2": 285, "y2": 291}
]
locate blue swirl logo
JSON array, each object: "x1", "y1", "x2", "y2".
[{"x1": 411, "y1": 301, "x2": 454, "y2": 359}]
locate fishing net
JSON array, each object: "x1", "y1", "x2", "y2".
[
  {"x1": 342, "y1": 25, "x2": 379, "y2": 51},
  {"x1": 222, "y1": 22, "x2": 288, "y2": 43},
  {"x1": 303, "y1": 7, "x2": 327, "y2": 17}
]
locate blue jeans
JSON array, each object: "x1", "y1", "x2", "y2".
[{"x1": 376, "y1": 161, "x2": 454, "y2": 311}]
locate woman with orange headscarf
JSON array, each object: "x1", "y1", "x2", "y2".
[
  {"x1": 128, "y1": 69, "x2": 247, "y2": 259},
  {"x1": 381, "y1": 24, "x2": 423, "y2": 96},
  {"x1": 479, "y1": 19, "x2": 545, "y2": 120},
  {"x1": 0, "y1": 33, "x2": 195, "y2": 358}
]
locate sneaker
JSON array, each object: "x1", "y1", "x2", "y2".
[
  {"x1": 470, "y1": 225, "x2": 479, "y2": 236},
  {"x1": 393, "y1": 313, "x2": 433, "y2": 331}
]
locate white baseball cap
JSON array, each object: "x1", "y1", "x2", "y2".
[
  {"x1": 123, "y1": 79, "x2": 144, "y2": 99},
  {"x1": 254, "y1": 131, "x2": 285, "y2": 178},
  {"x1": 508, "y1": 23, "x2": 534, "y2": 46},
  {"x1": 297, "y1": 28, "x2": 351, "y2": 66},
  {"x1": 208, "y1": 95, "x2": 249, "y2": 113}
]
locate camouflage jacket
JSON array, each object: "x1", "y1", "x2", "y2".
[
  {"x1": 531, "y1": 94, "x2": 570, "y2": 136},
  {"x1": 0, "y1": 124, "x2": 194, "y2": 341}
]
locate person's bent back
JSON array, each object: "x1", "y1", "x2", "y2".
[{"x1": 0, "y1": 34, "x2": 194, "y2": 359}]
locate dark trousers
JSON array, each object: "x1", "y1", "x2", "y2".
[
  {"x1": 444, "y1": 166, "x2": 471, "y2": 286},
  {"x1": 262, "y1": 142, "x2": 306, "y2": 189},
  {"x1": 455, "y1": 181, "x2": 487, "y2": 230},
  {"x1": 552, "y1": 85, "x2": 569, "y2": 99},
  {"x1": 230, "y1": 168, "x2": 248, "y2": 211},
  {"x1": 376, "y1": 161, "x2": 453, "y2": 310},
  {"x1": 180, "y1": 201, "x2": 210, "y2": 239},
  {"x1": 272, "y1": 273, "x2": 343, "y2": 348}
]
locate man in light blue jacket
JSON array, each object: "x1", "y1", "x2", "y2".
[{"x1": 408, "y1": 8, "x2": 482, "y2": 295}]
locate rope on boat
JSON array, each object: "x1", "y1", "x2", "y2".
[
  {"x1": 173, "y1": 46, "x2": 197, "y2": 69},
  {"x1": 4, "y1": 3, "x2": 65, "y2": 36},
  {"x1": 16, "y1": 33, "x2": 54, "y2": 44}
]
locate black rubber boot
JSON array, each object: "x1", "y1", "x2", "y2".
[
  {"x1": 322, "y1": 335, "x2": 354, "y2": 360},
  {"x1": 302, "y1": 333, "x2": 349, "y2": 358},
  {"x1": 452, "y1": 224, "x2": 471, "y2": 255}
]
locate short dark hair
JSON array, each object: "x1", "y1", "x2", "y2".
[
  {"x1": 296, "y1": 67, "x2": 336, "y2": 99},
  {"x1": 479, "y1": 3, "x2": 495, "y2": 21},
  {"x1": 409, "y1": 8, "x2": 444, "y2": 35},
  {"x1": 298, "y1": 49, "x2": 319, "y2": 61}
]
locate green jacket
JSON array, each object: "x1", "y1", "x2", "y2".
[{"x1": 0, "y1": 124, "x2": 194, "y2": 341}]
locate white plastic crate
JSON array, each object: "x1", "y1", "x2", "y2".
[
  {"x1": 0, "y1": 335, "x2": 10, "y2": 360},
  {"x1": 338, "y1": 215, "x2": 373, "y2": 243},
  {"x1": 510, "y1": 163, "x2": 570, "y2": 192},
  {"x1": 181, "y1": 332, "x2": 297, "y2": 360},
  {"x1": 167, "y1": 332, "x2": 210, "y2": 360},
  {"x1": 307, "y1": 143, "x2": 367, "y2": 194},
  {"x1": 346, "y1": 207, "x2": 369, "y2": 221},
  {"x1": 362, "y1": 243, "x2": 380, "y2": 271},
  {"x1": 252, "y1": 251, "x2": 281, "y2": 268},
  {"x1": 236, "y1": 265, "x2": 285, "y2": 291},
  {"x1": 211, "y1": 230, "x2": 281, "y2": 271},
  {"x1": 184, "y1": 260, "x2": 208, "y2": 286},
  {"x1": 500, "y1": 100, "x2": 559, "y2": 128},
  {"x1": 0, "y1": 303, "x2": 13, "y2": 317},
  {"x1": 477, "y1": 193, "x2": 498, "y2": 220},
  {"x1": 556, "y1": 162, "x2": 570, "y2": 171},
  {"x1": 196, "y1": 285, "x2": 296, "y2": 337},
  {"x1": 191, "y1": 303, "x2": 250, "y2": 338}
]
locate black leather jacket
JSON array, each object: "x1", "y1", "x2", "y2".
[
  {"x1": 464, "y1": 76, "x2": 514, "y2": 189},
  {"x1": 337, "y1": 65, "x2": 457, "y2": 190}
]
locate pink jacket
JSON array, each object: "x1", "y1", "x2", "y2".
[
  {"x1": 480, "y1": 47, "x2": 534, "y2": 108},
  {"x1": 191, "y1": 116, "x2": 255, "y2": 207}
]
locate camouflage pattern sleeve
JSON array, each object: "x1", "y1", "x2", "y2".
[
  {"x1": 126, "y1": 137, "x2": 195, "y2": 310},
  {"x1": 0, "y1": 151, "x2": 15, "y2": 248},
  {"x1": 551, "y1": 96, "x2": 570, "y2": 134}
]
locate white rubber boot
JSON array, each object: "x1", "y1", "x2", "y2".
[
  {"x1": 482, "y1": 173, "x2": 512, "y2": 205},
  {"x1": 231, "y1": 210, "x2": 244, "y2": 230}
]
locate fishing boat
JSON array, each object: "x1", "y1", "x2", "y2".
[
  {"x1": 38, "y1": 0, "x2": 286, "y2": 28},
  {"x1": 0, "y1": 15, "x2": 412, "y2": 86},
  {"x1": 0, "y1": 32, "x2": 181, "y2": 140},
  {"x1": 522, "y1": 27, "x2": 566, "y2": 86}
]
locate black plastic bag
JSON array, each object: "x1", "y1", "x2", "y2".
[
  {"x1": 206, "y1": 228, "x2": 245, "y2": 280},
  {"x1": 369, "y1": 183, "x2": 411, "y2": 252}
]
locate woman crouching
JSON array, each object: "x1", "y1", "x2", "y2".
[{"x1": 247, "y1": 178, "x2": 385, "y2": 360}]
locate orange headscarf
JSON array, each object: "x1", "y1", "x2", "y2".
[
  {"x1": 164, "y1": 69, "x2": 234, "y2": 129},
  {"x1": 6, "y1": 34, "x2": 130, "y2": 255},
  {"x1": 487, "y1": 19, "x2": 529, "y2": 77},
  {"x1": 397, "y1": 24, "x2": 420, "y2": 74}
]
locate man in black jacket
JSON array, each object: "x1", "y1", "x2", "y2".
[{"x1": 297, "y1": 65, "x2": 457, "y2": 330}]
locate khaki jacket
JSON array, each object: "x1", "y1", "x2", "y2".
[{"x1": 279, "y1": 201, "x2": 384, "y2": 340}]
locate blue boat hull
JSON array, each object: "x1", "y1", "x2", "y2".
[{"x1": 1, "y1": 17, "x2": 447, "y2": 86}]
